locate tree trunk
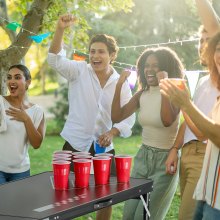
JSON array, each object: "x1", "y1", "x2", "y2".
[{"x1": 0, "y1": 0, "x2": 53, "y2": 95}]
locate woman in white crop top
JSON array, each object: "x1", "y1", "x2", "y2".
[
  {"x1": 0, "y1": 64, "x2": 45, "y2": 184},
  {"x1": 112, "y1": 47, "x2": 184, "y2": 220}
]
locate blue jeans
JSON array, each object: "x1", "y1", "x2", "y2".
[
  {"x1": 0, "y1": 170, "x2": 30, "y2": 185},
  {"x1": 193, "y1": 201, "x2": 220, "y2": 220}
]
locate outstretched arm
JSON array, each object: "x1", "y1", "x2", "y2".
[
  {"x1": 182, "y1": 111, "x2": 207, "y2": 141},
  {"x1": 160, "y1": 79, "x2": 220, "y2": 148},
  {"x1": 49, "y1": 14, "x2": 77, "y2": 54},
  {"x1": 195, "y1": 0, "x2": 220, "y2": 36}
]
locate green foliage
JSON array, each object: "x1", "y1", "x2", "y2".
[
  {"x1": 95, "y1": 0, "x2": 201, "y2": 71},
  {"x1": 29, "y1": 80, "x2": 59, "y2": 96},
  {"x1": 49, "y1": 83, "x2": 68, "y2": 129}
]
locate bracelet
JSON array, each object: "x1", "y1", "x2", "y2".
[{"x1": 170, "y1": 146, "x2": 180, "y2": 151}]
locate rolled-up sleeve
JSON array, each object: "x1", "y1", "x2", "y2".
[
  {"x1": 113, "y1": 82, "x2": 135, "y2": 137},
  {"x1": 47, "y1": 49, "x2": 80, "y2": 81}
]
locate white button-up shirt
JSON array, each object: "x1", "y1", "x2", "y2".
[{"x1": 48, "y1": 49, "x2": 135, "y2": 152}]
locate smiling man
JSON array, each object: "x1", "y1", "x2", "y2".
[{"x1": 47, "y1": 14, "x2": 135, "y2": 220}]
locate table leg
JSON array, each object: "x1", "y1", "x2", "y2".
[{"x1": 142, "y1": 193, "x2": 150, "y2": 220}]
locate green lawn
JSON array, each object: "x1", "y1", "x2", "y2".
[{"x1": 29, "y1": 135, "x2": 180, "y2": 220}]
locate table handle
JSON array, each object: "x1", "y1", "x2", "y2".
[{"x1": 94, "y1": 199, "x2": 113, "y2": 209}]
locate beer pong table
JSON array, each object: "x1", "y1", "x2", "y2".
[{"x1": 0, "y1": 171, "x2": 153, "y2": 220}]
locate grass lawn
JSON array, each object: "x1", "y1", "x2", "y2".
[{"x1": 29, "y1": 135, "x2": 180, "y2": 220}]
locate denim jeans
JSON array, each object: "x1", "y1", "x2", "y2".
[
  {"x1": 193, "y1": 201, "x2": 220, "y2": 220},
  {"x1": 0, "y1": 170, "x2": 30, "y2": 185}
]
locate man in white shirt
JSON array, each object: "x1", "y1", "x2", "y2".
[{"x1": 47, "y1": 14, "x2": 135, "y2": 220}]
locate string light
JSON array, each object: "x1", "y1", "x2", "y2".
[
  {"x1": 119, "y1": 38, "x2": 199, "y2": 50},
  {"x1": 0, "y1": 15, "x2": 199, "y2": 70},
  {"x1": 0, "y1": 16, "x2": 37, "y2": 35}
]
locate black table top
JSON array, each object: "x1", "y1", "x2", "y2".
[{"x1": 0, "y1": 171, "x2": 153, "y2": 220}]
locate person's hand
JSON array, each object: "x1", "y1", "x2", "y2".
[
  {"x1": 156, "y1": 71, "x2": 168, "y2": 83},
  {"x1": 117, "y1": 70, "x2": 131, "y2": 85},
  {"x1": 57, "y1": 14, "x2": 77, "y2": 30},
  {"x1": 159, "y1": 78, "x2": 191, "y2": 109},
  {"x1": 98, "y1": 131, "x2": 114, "y2": 147},
  {"x1": 6, "y1": 106, "x2": 29, "y2": 122},
  {"x1": 165, "y1": 148, "x2": 179, "y2": 175}
]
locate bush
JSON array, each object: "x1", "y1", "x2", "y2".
[{"x1": 49, "y1": 84, "x2": 68, "y2": 130}]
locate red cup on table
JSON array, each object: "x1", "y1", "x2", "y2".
[
  {"x1": 93, "y1": 156, "x2": 111, "y2": 185},
  {"x1": 72, "y1": 152, "x2": 91, "y2": 159},
  {"x1": 54, "y1": 150, "x2": 72, "y2": 155},
  {"x1": 74, "y1": 155, "x2": 93, "y2": 160},
  {"x1": 53, "y1": 160, "x2": 71, "y2": 190},
  {"x1": 73, "y1": 159, "x2": 91, "y2": 188},
  {"x1": 94, "y1": 153, "x2": 113, "y2": 158},
  {"x1": 115, "y1": 155, "x2": 132, "y2": 183},
  {"x1": 53, "y1": 153, "x2": 72, "y2": 161},
  {"x1": 94, "y1": 153, "x2": 113, "y2": 182}
]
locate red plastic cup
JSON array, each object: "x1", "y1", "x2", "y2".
[
  {"x1": 94, "y1": 153, "x2": 113, "y2": 182},
  {"x1": 53, "y1": 160, "x2": 71, "y2": 190},
  {"x1": 115, "y1": 155, "x2": 132, "y2": 183},
  {"x1": 94, "y1": 153, "x2": 113, "y2": 158},
  {"x1": 73, "y1": 159, "x2": 91, "y2": 188},
  {"x1": 53, "y1": 153, "x2": 72, "y2": 161},
  {"x1": 74, "y1": 155, "x2": 93, "y2": 160},
  {"x1": 54, "y1": 150, "x2": 72, "y2": 155},
  {"x1": 93, "y1": 156, "x2": 111, "y2": 185},
  {"x1": 72, "y1": 152, "x2": 91, "y2": 159}
]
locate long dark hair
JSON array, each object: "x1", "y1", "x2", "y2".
[{"x1": 137, "y1": 47, "x2": 184, "y2": 90}]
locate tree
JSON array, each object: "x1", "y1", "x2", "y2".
[
  {"x1": 0, "y1": 0, "x2": 133, "y2": 95},
  {"x1": 100, "y1": 0, "x2": 201, "y2": 71}
]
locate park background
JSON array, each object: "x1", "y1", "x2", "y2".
[{"x1": 1, "y1": 0, "x2": 220, "y2": 219}]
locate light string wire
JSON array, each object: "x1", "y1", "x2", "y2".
[
  {"x1": 0, "y1": 15, "x2": 37, "y2": 35},
  {"x1": 118, "y1": 38, "x2": 199, "y2": 49},
  {"x1": 0, "y1": 16, "x2": 200, "y2": 69}
]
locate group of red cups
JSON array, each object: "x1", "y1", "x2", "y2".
[{"x1": 52, "y1": 150, "x2": 132, "y2": 190}]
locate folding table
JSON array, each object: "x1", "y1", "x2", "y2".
[{"x1": 0, "y1": 171, "x2": 153, "y2": 220}]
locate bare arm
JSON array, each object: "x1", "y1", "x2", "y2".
[
  {"x1": 182, "y1": 111, "x2": 207, "y2": 141},
  {"x1": 165, "y1": 121, "x2": 186, "y2": 174},
  {"x1": 182, "y1": 101, "x2": 220, "y2": 148},
  {"x1": 195, "y1": 0, "x2": 220, "y2": 36},
  {"x1": 157, "y1": 71, "x2": 180, "y2": 126},
  {"x1": 160, "y1": 79, "x2": 220, "y2": 148},
  {"x1": 111, "y1": 71, "x2": 141, "y2": 123},
  {"x1": 49, "y1": 14, "x2": 77, "y2": 54},
  {"x1": 24, "y1": 116, "x2": 45, "y2": 149},
  {"x1": 160, "y1": 94, "x2": 180, "y2": 127}
]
